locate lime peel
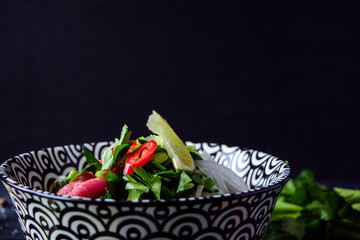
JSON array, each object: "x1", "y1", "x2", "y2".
[{"x1": 146, "y1": 111, "x2": 195, "y2": 172}]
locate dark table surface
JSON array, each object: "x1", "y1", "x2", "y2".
[
  {"x1": 0, "y1": 183, "x2": 24, "y2": 240},
  {"x1": 1, "y1": 180, "x2": 359, "y2": 240}
]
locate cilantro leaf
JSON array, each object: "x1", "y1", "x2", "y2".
[
  {"x1": 177, "y1": 171, "x2": 195, "y2": 193},
  {"x1": 67, "y1": 162, "x2": 100, "y2": 184},
  {"x1": 352, "y1": 203, "x2": 360, "y2": 211},
  {"x1": 266, "y1": 170, "x2": 360, "y2": 240},
  {"x1": 101, "y1": 142, "x2": 130, "y2": 171},
  {"x1": 83, "y1": 147, "x2": 102, "y2": 170},
  {"x1": 100, "y1": 189, "x2": 112, "y2": 199},
  {"x1": 125, "y1": 181, "x2": 150, "y2": 192},
  {"x1": 101, "y1": 125, "x2": 131, "y2": 171},
  {"x1": 202, "y1": 177, "x2": 216, "y2": 190},
  {"x1": 334, "y1": 187, "x2": 360, "y2": 205},
  {"x1": 119, "y1": 124, "x2": 132, "y2": 144},
  {"x1": 305, "y1": 200, "x2": 334, "y2": 221},
  {"x1": 162, "y1": 185, "x2": 176, "y2": 199},
  {"x1": 127, "y1": 189, "x2": 146, "y2": 201},
  {"x1": 105, "y1": 171, "x2": 124, "y2": 199},
  {"x1": 271, "y1": 196, "x2": 302, "y2": 221},
  {"x1": 124, "y1": 174, "x2": 149, "y2": 201},
  {"x1": 281, "y1": 217, "x2": 306, "y2": 240},
  {"x1": 132, "y1": 167, "x2": 162, "y2": 200}
]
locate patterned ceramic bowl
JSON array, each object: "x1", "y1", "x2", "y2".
[{"x1": 0, "y1": 141, "x2": 290, "y2": 240}]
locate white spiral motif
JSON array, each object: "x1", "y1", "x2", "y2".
[
  {"x1": 162, "y1": 211, "x2": 209, "y2": 238},
  {"x1": 109, "y1": 213, "x2": 158, "y2": 239},
  {"x1": 28, "y1": 170, "x2": 43, "y2": 190},
  {"x1": 32, "y1": 150, "x2": 52, "y2": 174},
  {"x1": 251, "y1": 196, "x2": 273, "y2": 222},
  {"x1": 213, "y1": 205, "x2": 249, "y2": 232},
  {"x1": 50, "y1": 228, "x2": 80, "y2": 240},
  {"x1": 9, "y1": 189, "x2": 28, "y2": 219},
  {"x1": 193, "y1": 231, "x2": 227, "y2": 240},
  {"x1": 10, "y1": 162, "x2": 28, "y2": 186},
  {"x1": 28, "y1": 202, "x2": 59, "y2": 234},
  {"x1": 202, "y1": 142, "x2": 221, "y2": 155},
  {"x1": 26, "y1": 219, "x2": 47, "y2": 240},
  {"x1": 256, "y1": 212, "x2": 272, "y2": 237},
  {"x1": 229, "y1": 223, "x2": 255, "y2": 240},
  {"x1": 0, "y1": 141, "x2": 290, "y2": 240},
  {"x1": 61, "y1": 210, "x2": 106, "y2": 239},
  {"x1": 64, "y1": 145, "x2": 83, "y2": 165},
  {"x1": 93, "y1": 236, "x2": 125, "y2": 240}
]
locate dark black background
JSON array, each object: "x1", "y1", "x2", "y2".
[{"x1": 0, "y1": 1, "x2": 359, "y2": 183}]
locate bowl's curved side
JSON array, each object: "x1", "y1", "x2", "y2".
[
  {"x1": 2, "y1": 178, "x2": 286, "y2": 240},
  {"x1": 0, "y1": 141, "x2": 290, "y2": 240}
]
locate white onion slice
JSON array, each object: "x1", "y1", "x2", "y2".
[{"x1": 195, "y1": 160, "x2": 249, "y2": 194}]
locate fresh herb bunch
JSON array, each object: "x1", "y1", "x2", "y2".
[{"x1": 265, "y1": 170, "x2": 360, "y2": 240}]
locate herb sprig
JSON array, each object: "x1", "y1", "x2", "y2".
[{"x1": 266, "y1": 170, "x2": 360, "y2": 240}]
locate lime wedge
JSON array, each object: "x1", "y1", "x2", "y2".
[{"x1": 146, "y1": 111, "x2": 195, "y2": 172}]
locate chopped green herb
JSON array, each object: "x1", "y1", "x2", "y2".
[
  {"x1": 177, "y1": 171, "x2": 195, "y2": 193},
  {"x1": 266, "y1": 170, "x2": 360, "y2": 239}
]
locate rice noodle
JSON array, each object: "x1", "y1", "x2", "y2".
[
  {"x1": 195, "y1": 184, "x2": 204, "y2": 198},
  {"x1": 195, "y1": 159, "x2": 249, "y2": 194}
]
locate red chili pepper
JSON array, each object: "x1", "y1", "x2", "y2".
[
  {"x1": 126, "y1": 140, "x2": 139, "y2": 155},
  {"x1": 123, "y1": 140, "x2": 157, "y2": 174}
]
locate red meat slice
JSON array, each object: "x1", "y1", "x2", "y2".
[
  {"x1": 57, "y1": 172, "x2": 95, "y2": 196},
  {"x1": 57, "y1": 172, "x2": 108, "y2": 198},
  {"x1": 68, "y1": 177, "x2": 107, "y2": 198}
]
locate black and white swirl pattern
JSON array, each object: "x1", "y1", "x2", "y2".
[{"x1": 0, "y1": 142, "x2": 290, "y2": 240}]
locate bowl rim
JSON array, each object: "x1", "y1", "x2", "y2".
[{"x1": 0, "y1": 142, "x2": 291, "y2": 205}]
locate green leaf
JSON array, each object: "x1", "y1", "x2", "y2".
[
  {"x1": 119, "y1": 124, "x2": 132, "y2": 144},
  {"x1": 67, "y1": 169, "x2": 79, "y2": 181},
  {"x1": 101, "y1": 143, "x2": 130, "y2": 171},
  {"x1": 281, "y1": 179, "x2": 297, "y2": 196},
  {"x1": 125, "y1": 182, "x2": 149, "y2": 192},
  {"x1": 69, "y1": 162, "x2": 99, "y2": 183},
  {"x1": 101, "y1": 125, "x2": 132, "y2": 171},
  {"x1": 148, "y1": 161, "x2": 167, "y2": 171},
  {"x1": 281, "y1": 217, "x2": 306, "y2": 240},
  {"x1": 100, "y1": 189, "x2": 112, "y2": 199},
  {"x1": 202, "y1": 177, "x2": 216, "y2": 190},
  {"x1": 132, "y1": 167, "x2": 162, "y2": 200},
  {"x1": 190, "y1": 151, "x2": 203, "y2": 160},
  {"x1": 155, "y1": 170, "x2": 179, "y2": 177},
  {"x1": 267, "y1": 170, "x2": 360, "y2": 240},
  {"x1": 334, "y1": 187, "x2": 360, "y2": 205},
  {"x1": 112, "y1": 143, "x2": 130, "y2": 166},
  {"x1": 154, "y1": 145, "x2": 168, "y2": 154},
  {"x1": 265, "y1": 220, "x2": 299, "y2": 240},
  {"x1": 83, "y1": 147, "x2": 102, "y2": 170},
  {"x1": 352, "y1": 203, "x2": 360, "y2": 211},
  {"x1": 177, "y1": 171, "x2": 195, "y2": 193},
  {"x1": 305, "y1": 200, "x2": 334, "y2": 221},
  {"x1": 151, "y1": 152, "x2": 169, "y2": 165},
  {"x1": 162, "y1": 185, "x2": 176, "y2": 199},
  {"x1": 123, "y1": 174, "x2": 150, "y2": 201},
  {"x1": 105, "y1": 171, "x2": 124, "y2": 199},
  {"x1": 58, "y1": 169, "x2": 80, "y2": 187},
  {"x1": 79, "y1": 162, "x2": 98, "y2": 174},
  {"x1": 272, "y1": 197, "x2": 303, "y2": 221},
  {"x1": 127, "y1": 189, "x2": 146, "y2": 201}
]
